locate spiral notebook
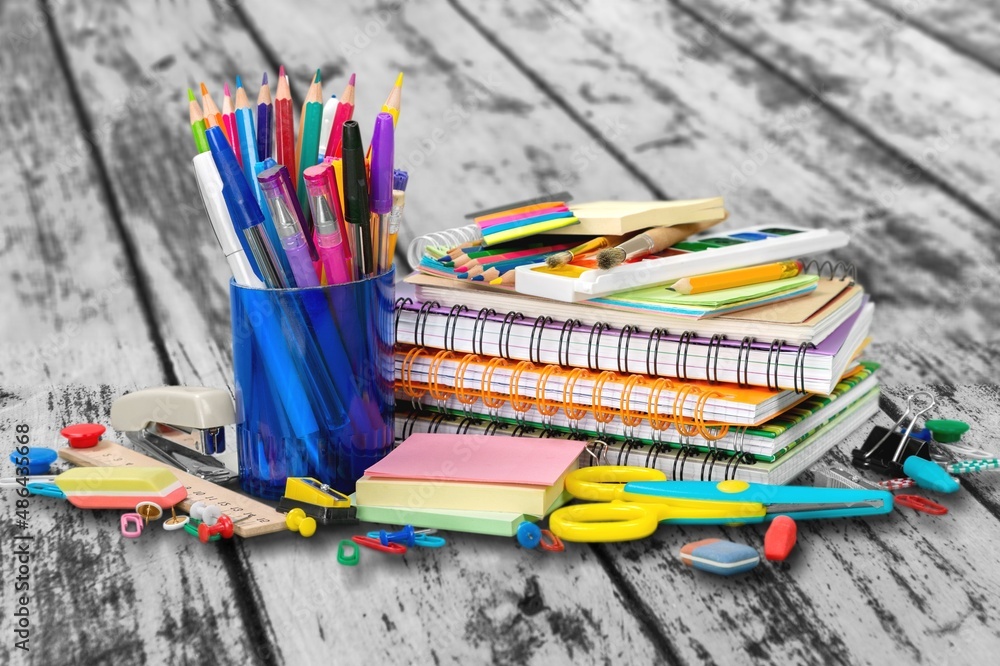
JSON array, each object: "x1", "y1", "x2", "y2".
[
  {"x1": 396, "y1": 347, "x2": 813, "y2": 433},
  {"x1": 395, "y1": 292, "x2": 873, "y2": 395},
  {"x1": 394, "y1": 384, "x2": 880, "y2": 485}
]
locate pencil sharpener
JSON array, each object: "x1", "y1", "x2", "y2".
[
  {"x1": 111, "y1": 386, "x2": 238, "y2": 484},
  {"x1": 851, "y1": 426, "x2": 932, "y2": 478}
]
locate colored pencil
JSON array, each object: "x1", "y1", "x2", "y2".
[
  {"x1": 234, "y1": 77, "x2": 258, "y2": 188},
  {"x1": 297, "y1": 69, "x2": 324, "y2": 209},
  {"x1": 222, "y1": 82, "x2": 241, "y2": 166},
  {"x1": 456, "y1": 242, "x2": 576, "y2": 272},
  {"x1": 382, "y1": 71, "x2": 403, "y2": 126},
  {"x1": 325, "y1": 73, "x2": 355, "y2": 159},
  {"x1": 200, "y1": 82, "x2": 226, "y2": 142},
  {"x1": 465, "y1": 251, "x2": 560, "y2": 279},
  {"x1": 274, "y1": 66, "x2": 296, "y2": 189},
  {"x1": 671, "y1": 260, "x2": 803, "y2": 295},
  {"x1": 256, "y1": 72, "x2": 273, "y2": 161},
  {"x1": 488, "y1": 271, "x2": 517, "y2": 286},
  {"x1": 188, "y1": 88, "x2": 209, "y2": 154}
]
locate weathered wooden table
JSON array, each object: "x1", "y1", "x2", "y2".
[{"x1": 2, "y1": 1, "x2": 998, "y2": 663}]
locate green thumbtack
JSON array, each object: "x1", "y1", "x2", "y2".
[{"x1": 924, "y1": 419, "x2": 970, "y2": 443}]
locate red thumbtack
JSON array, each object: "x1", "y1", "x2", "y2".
[
  {"x1": 60, "y1": 423, "x2": 106, "y2": 448},
  {"x1": 198, "y1": 514, "x2": 235, "y2": 543}
]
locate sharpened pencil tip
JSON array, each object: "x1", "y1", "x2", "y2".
[
  {"x1": 395, "y1": 72, "x2": 404, "y2": 87},
  {"x1": 472, "y1": 275, "x2": 484, "y2": 281},
  {"x1": 279, "y1": 65, "x2": 286, "y2": 79},
  {"x1": 223, "y1": 82, "x2": 231, "y2": 97},
  {"x1": 457, "y1": 272, "x2": 468, "y2": 279},
  {"x1": 314, "y1": 69, "x2": 321, "y2": 83},
  {"x1": 349, "y1": 72, "x2": 356, "y2": 86},
  {"x1": 489, "y1": 278, "x2": 502, "y2": 285},
  {"x1": 200, "y1": 82, "x2": 209, "y2": 96},
  {"x1": 235, "y1": 75, "x2": 243, "y2": 89},
  {"x1": 187, "y1": 88, "x2": 195, "y2": 101},
  {"x1": 262, "y1": 72, "x2": 268, "y2": 86}
]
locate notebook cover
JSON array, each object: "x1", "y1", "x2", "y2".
[{"x1": 364, "y1": 433, "x2": 586, "y2": 486}]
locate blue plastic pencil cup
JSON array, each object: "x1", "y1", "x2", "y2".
[{"x1": 231, "y1": 268, "x2": 395, "y2": 499}]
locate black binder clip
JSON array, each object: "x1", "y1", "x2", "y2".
[{"x1": 852, "y1": 391, "x2": 936, "y2": 477}]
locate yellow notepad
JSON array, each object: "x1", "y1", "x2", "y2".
[
  {"x1": 355, "y1": 470, "x2": 572, "y2": 517},
  {"x1": 544, "y1": 198, "x2": 726, "y2": 236}
]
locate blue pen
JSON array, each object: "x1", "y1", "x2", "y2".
[
  {"x1": 207, "y1": 125, "x2": 283, "y2": 287},
  {"x1": 253, "y1": 158, "x2": 295, "y2": 282}
]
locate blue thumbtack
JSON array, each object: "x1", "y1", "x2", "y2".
[
  {"x1": 378, "y1": 525, "x2": 416, "y2": 547},
  {"x1": 516, "y1": 521, "x2": 542, "y2": 549},
  {"x1": 10, "y1": 448, "x2": 58, "y2": 476}
]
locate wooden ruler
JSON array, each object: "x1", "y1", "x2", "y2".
[{"x1": 59, "y1": 440, "x2": 287, "y2": 538}]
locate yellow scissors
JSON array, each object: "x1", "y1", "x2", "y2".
[
  {"x1": 549, "y1": 466, "x2": 893, "y2": 542},
  {"x1": 549, "y1": 466, "x2": 765, "y2": 543}
]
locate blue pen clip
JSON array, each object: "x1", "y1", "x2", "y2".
[{"x1": 623, "y1": 479, "x2": 894, "y2": 523}]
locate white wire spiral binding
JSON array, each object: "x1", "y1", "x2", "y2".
[{"x1": 406, "y1": 223, "x2": 484, "y2": 269}]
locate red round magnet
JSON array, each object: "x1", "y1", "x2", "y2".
[{"x1": 60, "y1": 423, "x2": 106, "y2": 448}]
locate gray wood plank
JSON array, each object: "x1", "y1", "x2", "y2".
[
  {"x1": 46, "y1": 0, "x2": 668, "y2": 661},
  {"x1": 458, "y1": 0, "x2": 999, "y2": 386}
]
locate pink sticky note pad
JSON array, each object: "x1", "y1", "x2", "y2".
[{"x1": 364, "y1": 434, "x2": 586, "y2": 487}]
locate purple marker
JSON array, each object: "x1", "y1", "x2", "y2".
[
  {"x1": 257, "y1": 164, "x2": 320, "y2": 287},
  {"x1": 369, "y1": 112, "x2": 394, "y2": 273}
]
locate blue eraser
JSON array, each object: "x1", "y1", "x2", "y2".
[
  {"x1": 903, "y1": 456, "x2": 960, "y2": 494},
  {"x1": 680, "y1": 538, "x2": 760, "y2": 576},
  {"x1": 10, "y1": 447, "x2": 58, "y2": 475}
]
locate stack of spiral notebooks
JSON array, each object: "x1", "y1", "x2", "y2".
[{"x1": 392, "y1": 260, "x2": 878, "y2": 485}]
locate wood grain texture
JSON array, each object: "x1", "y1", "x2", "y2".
[
  {"x1": 44, "y1": 0, "x2": 665, "y2": 662},
  {"x1": 460, "y1": 0, "x2": 1000, "y2": 386}
]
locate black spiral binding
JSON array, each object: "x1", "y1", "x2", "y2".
[
  {"x1": 401, "y1": 408, "x2": 420, "y2": 441},
  {"x1": 736, "y1": 336, "x2": 755, "y2": 387},
  {"x1": 472, "y1": 307, "x2": 496, "y2": 355},
  {"x1": 644, "y1": 442, "x2": 667, "y2": 470},
  {"x1": 706, "y1": 334, "x2": 726, "y2": 384},
  {"x1": 394, "y1": 297, "x2": 413, "y2": 343},
  {"x1": 672, "y1": 445, "x2": 695, "y2": 481},
  {"x1": 802, "y1": 259, "x2": 856, "y2": 286},
  {"x1": 456, "y1": 415, "x2": 478, "y2": 435},
  {"x1": 793, "y1": 342, "x2": 816, "y2": 394},
  {"x1": 443, "y1": 304, "x2": 468, "y2": 351},
  {"x1": 511, "y1": 423, "x2": 531, "y2": 438},
  {"x1": 498, "y1": 311, "x2": 524, "y2": 360},
  {"x1": 429, "y1": 411, "x2": 448, "y2": 433},
  {"x1": 723, "y1": 428, "x2": 746, "y2": 481},
  {"x1": 414, "y1": 301, "x2": 440, "y2": 348},
  {"x1": 587, "y1": 322, "x2": 610, "y2": 371},
  {"x1": 675, "y1": 331, "x2": 694, "y2": 381},
  {"x1": 529, "y1": 315, "x2": 553, "y2": 364},
  {"x1": 617, "y1": 325, "x2": 640, "y2": 374},
  {"x1": 557, "y1": 319, "x2": 582, "y2": 368},
  {"x1": 616, "y1": 439, "x2": 642, "y2": 465},
  {"x1": 483, "y1": 420, "x2": 502, "y2": 437},
  {"x1": 645, "y1": 328, "x2": 668, "y2": 377},
  {"x1": 765, "y1": 339, "x2": 785, "y2": 391}
]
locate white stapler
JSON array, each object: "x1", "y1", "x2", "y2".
[{"x1": 111, "y1": 387, "x2": 238, "y2": 484}]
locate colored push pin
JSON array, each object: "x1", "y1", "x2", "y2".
[
  {"x1": 135, "y1": 501, "x2": 163, "y2": 526},
  {"x1": 163, "y1": 507, "x2": 189, "y2": 531},
  {"x1": 924, "y1": 419, "x2": 970, "y2": 444},
  {"x1": 515, "y1": 522, "x2": 564, "y2": 552},
  {"x1": 60, "y1": 423, "x2": 105, "y2": 449},
  {"x1": 379, "y1": 525, "x2": 415, "y2": 547},
  {"x1": 10, "y1": 448, "x2": 58, "y2": 475},
  {"x1": 198, "y1": 514, "x2": 235, "y2": 543},
  {"x1": 189, "y1": 501, "x2": 222, "y2": 526},
  {"x1": 285, "y1": 508, "x2": 317, "y2": 537},
  {"x1": 764, "y1": 516, "x2": 797, "y2": 562}
]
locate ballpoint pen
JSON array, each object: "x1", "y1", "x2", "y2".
[
  {"x1": 205, "y1": 122, "x2": 278, "y2": 284},
  {"x1": 369, "y1": 113, "x2": 394, "y2": 273},
  {"x1": 386, "y1": 169, "x2": 408, "y2": 266},
  {"x1": 303, "y1": 164, "x2": 351, "y2": 285},
  {"x1": 257, "y1": 164, "x2": 320, "y2": 288},
  {"x1": 341, "y1": 120, "x2": 373, "y2": 278}
]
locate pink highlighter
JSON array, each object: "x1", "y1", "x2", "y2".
[
  {"x1": 257, "y1": 164, "x2": 320, "y2": 288},
  {"x1": 303, "y1": 163, "x2": 352, "y2": 285}
]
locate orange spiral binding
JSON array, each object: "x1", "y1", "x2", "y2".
[
  {"x1": 591, "y1": 371, "x2": 618, "y2": 427},
  {"x1": 562, "y1": 367, "x2": 591, "y2": 422},
  {"x1": 427, "y1": 350, "x2": 455, "y2": 404},
  {"x1": 695, "y1": 389, "x2": 730, "y2": 441},
  {"x1": 646, "y1": 377, "x2": 675, "y2": 433},
  {"x1": 508, "y1": 360, "x2": 536, "y2": 415},
  {"x1": 454, "y1": 353, "x2": 482, "y2": 411},
  {"x1": 619, "y1": 374, "x2": 646, "y2": 429},
  {"x1": 401, "y1": 346, "x2": 431, "y2": 400},
  {"x1": 480, "y1": 356, "x2": 509, "y2": 411},
  {"x1": 672, "y1": 384, "x2": 701, "y2": 438},
  {"x1": 535, "y1": 364, "x2": 561, "y2": 419}
]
